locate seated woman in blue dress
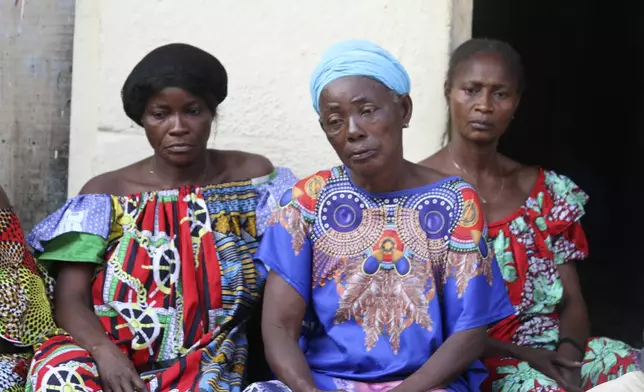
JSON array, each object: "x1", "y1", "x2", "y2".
[{"x1": 245, "y1": 39, "x2": 517, "y2": 392}]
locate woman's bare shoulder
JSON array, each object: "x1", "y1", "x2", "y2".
[
  {"x1": 500, "y1": 156, "x2": 540, "y2": 194},
  {"x1": 78, "y1": 158, "x2": 151, "y2": 196},
  {"x1": 408, "y1": 161, "x2": 452, "y2": 186},
  {"x1": 216, "y1": 150, "x2": 275, "y2": 182},
  {"x1": 79, "y1": 171, "x2": 121, "y2": 195}
]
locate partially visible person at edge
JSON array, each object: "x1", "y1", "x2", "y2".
[
  {"x1": 0, "y1": 185, "x2": 59, "y2": 391},
  {"x1": 243, "y1": 39, "x2": 516, "y2": 392},
  {"x1": 419, "y1": 37, "x2": 640, "y2": 392},
  {"x1": 588, "y1": 346, "x2": 644, "y2": 391},
  {"x1": 22, "y1": 43, "x2": 297, "y2": 392}
]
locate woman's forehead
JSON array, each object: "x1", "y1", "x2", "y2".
[
  {"x1": 320, "y1": 76, "x2": 392, "y2": 106},
  {"x1": 453, "y1": 52, "x2": 516, "y2": 85}
]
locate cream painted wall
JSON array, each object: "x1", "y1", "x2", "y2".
[{"x1": 68, "y1": 0, "x2": 467, "y2": 195}]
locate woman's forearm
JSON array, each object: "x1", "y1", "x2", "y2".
[
  {"x1": 55, "y1": 263, "x2": 115, "y2": 355},
  {"x1": 264, "y1": 325, "x2": 316, "y2": 392},
  {"x1": 556, "y1": 262, "x2": 590, "y2": 361},
  {"x1": 483, "y1": 337, "x2": 524, "y2": 359},
  {"x1": 393, "y1": 327, "x2": 487, "y2": 392},
  {"x1": 557, "y1": 301, "x2": 589, "y2": 361},
  {"x1": 55, "y1": 296, "x2": 113, "y2": 355}
]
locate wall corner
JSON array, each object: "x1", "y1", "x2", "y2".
[{"x1": 450, "y1": 0, "x2": 473, "y2": 52}]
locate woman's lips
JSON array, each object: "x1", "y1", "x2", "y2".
[
  {"x1": 166, "y1": 144, "x2": 193, "y2": 153},
  {"x1": 350, "y1": 149, "x2": 377, "y2": 161}
]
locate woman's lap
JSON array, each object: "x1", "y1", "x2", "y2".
[
  {"x1": 27, "y1": 332, "x2": 249, "y2": 391},
  {"x1": 486, "y1": 337, "x2": 640, "y2": 391},
  {"x1": 245, "y1": 380, "x2": 293, "y2": 392},
  {"x1": 244, "y1": 380, "x2": 449, "y2": 392},
  {"x1": 27, "y1": 334, "x2": 101, "y2": 391},
  {"x1": 22, "y1": 334, "x2": 640, "y2": 392}
]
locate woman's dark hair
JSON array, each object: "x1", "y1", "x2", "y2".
[
  {"x1": 121, "y1": 43, "x2": 228, "y2": 125},
  {"x1": 442, "y1": 38, "x2": 524, "y2": 145}
]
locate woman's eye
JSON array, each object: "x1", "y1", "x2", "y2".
[
  {"x1": 326, "y1": 117, "x2": 342, "y2": 127},
  {"x1": 361, "y1": 106, "x2": 377, "y2": 115}
]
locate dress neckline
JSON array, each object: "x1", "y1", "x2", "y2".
[{"x1": 343, "y1": 165, "x2": 463, "y2": 199}]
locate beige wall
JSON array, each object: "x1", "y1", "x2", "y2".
[{"x1": 68, "y1": 0, "x2": 471, "y2": 195}]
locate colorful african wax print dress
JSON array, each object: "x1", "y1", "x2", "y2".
[
  {"x1": 245, "y1": 166, "x2": 516, "y2": 392},
  {"x1": 24, "y1": 167, "x2": 296, "y2": 392},
  {"x1": 483, "y1": 169, "x2": 640, "y2": 391},
  {"x1": 0, "y1": 208, "x2": 59, "y2": 392}
]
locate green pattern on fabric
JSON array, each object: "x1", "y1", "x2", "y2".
[
  {"x1": 582, "y1": 337, "x2": 640, "y2": 386},
  {"x1": 37, "y1": 232, "x2": 107, "y2": 267}
]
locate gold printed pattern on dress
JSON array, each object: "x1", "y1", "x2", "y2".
[
  {"x1": 333, "y1": 232, "x2": 434, "y2": 355},
  {"x1": 268, "y1": 204, "x2": 309, "y2": 256},
  {"x1": 445, "y1": 195, "x2": 494, "y2": 297}
]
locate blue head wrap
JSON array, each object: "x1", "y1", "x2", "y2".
[{"x1": 310, "y1": 39, "x2": 411, "y2": 114}]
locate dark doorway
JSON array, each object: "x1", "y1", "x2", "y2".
[{"x1": 473, "y1": 0, "x2": 644, "y2": 346}]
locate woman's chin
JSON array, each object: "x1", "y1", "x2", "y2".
[
  {"x1": 461, "y1": 129, "x2": 505, "y2": 145},
  {"x1": 160, "y1": 155, "x2": 201, "y2": 168}
]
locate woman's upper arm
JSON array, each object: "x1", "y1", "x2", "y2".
[
  {"x1": 557, "y1": 262, "x2": 585, "y2": 306},
  {"x1": 255, "y1": 174, "x2": 323, "y2": 340},
  {"x1": 443, "y1": 183, "x2": 515, "y2": 334},
  {"x1": 262, "y1": 271, "x2": 307, "y2": 336},
  {"x1": 55, "y1": 263, "x2": 96, "y2": 305}
]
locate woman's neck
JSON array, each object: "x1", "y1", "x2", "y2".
[
  {"x1": 351, "y1": 157, "x2": 410, "y2": 194},
  {"x1": 149, "y1": 150, "x2": 214, "y2": 187},
  {"x1": 447, "y1": 137, "x2": 500, "y2": 180}
]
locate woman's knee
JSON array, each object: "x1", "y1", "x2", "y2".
[{"x1": 29, "y1": 335, "x2": 100, "y2": 389}]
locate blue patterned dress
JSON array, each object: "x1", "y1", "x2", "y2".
[{"x1": 246, "y1": 166, "x2": 515, "y2": 392}]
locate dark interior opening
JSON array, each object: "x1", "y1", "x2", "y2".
[{"x1": 473, "y1": 0, "x2": 644, "y2": 346}]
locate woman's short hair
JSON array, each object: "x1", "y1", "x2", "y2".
[{"x1": 121, "y1": 43, "x2": 228, "y2": 125}]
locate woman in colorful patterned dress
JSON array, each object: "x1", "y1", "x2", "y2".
[
  {"x1": 0, "y1": 185, "x2": 59, "y2": 391},
  {"x1": 419, "y1": 38, "x2": 640, "y2": 391},
  {"x1": 244, "y1": 39, "x2": 516, "y2": 392},
  {"x1": 24, "y1": 43, "x2": 296, "y2": 392}
]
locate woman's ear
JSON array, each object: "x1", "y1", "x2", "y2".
[
  {"x1": 443, "y1": 80, "x2": 451, "y2": 101},
  {"x1": 513, "y1": 94, "x2": 522, "y2": 113},
  {"x1": 400, "y1": 94, "x2": 413, "y2": 127}
]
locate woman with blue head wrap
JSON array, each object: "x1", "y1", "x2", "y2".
[
  {"x1": 309, "y1": 39, "x2": 411, "y2": 114},
  {"x1": 246, "y1": 39, "x2": 514, "y2": 392}
]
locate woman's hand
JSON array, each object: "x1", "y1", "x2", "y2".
[
  {"x1": 388, "y1": 327, "x2": 487, "y2": 392},
  {"x1": 559, "y1": 367, "x2": 582, "y2": 391},
  {"x1": 93, "y1": 343, "x2": 149, "y2": 392},
  {"x1": 517, "y1": 346, "x2": 582, "y2": 392},
  {"x1": 55, "y1": 263, "x2": 147, "y2": 392}
]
